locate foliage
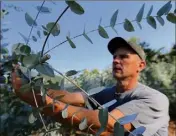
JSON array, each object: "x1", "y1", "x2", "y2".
[{"x1": 0, "y1": 1, "x2": 176, "y2": 136}]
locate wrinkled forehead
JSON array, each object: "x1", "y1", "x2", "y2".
[{"x1": 113, "y1": 46, "x2": 137, "y2": 56}]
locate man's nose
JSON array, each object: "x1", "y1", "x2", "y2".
[{"x1": 113, "y1": 57, "x2": 121, "y2": 64}]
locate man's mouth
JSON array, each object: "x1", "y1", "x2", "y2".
[{"x1": 113, "y1": 67, "x2": 122, "y2": 71}]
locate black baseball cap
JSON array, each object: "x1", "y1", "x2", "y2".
[{"x1": 107, "y1": 37, "x2": 146, "y2": 60}]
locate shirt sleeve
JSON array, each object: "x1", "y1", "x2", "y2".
[{"x1": 116, "y1": 93, "x2": 170, "y2": 136}]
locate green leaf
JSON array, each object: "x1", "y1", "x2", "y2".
[
  {"x1": 110, "y1": 10, "x2": 118, "y2": 27},
  {"x1": 164, "y1": 4, "x2": 172, "y2": 15},
  {"x1": 147, "y1": 5, "x2": 153, "y2": 17},
  {"x1": 114, "y1": 122, "x2": 124, "y2": 136},
  {"x1": 98, "y1": 25, "x2": 109, "y2": 39},
  {"x1": 166, "y1": 13, "x2": 176, "y2": 24},
  {"x1": 35, "y1": 63, "x2": 55, "y2": 77},
  {"x1": 22, "y1": 54, "x2": 39, "y2": 68},
  {"x1": 1, "y1": 48, "x2": 9, "y2": 54},
  {"x1": 28, "y1": 112, "x2": 37, "y2": 124},
  {"x1": 147, "y1": 16, "x2": 157, "y2": 29},
  {"x1": 25, "y1": 12, "x2": 37, "y2": 27},
  {"x1": 136, "y1": 4, "x2": 145, "y2": 22},
  {"x1": 66, "y1": 36, "x2": 76, "y2": 48},
  {"x1": 66, "y1": 1, "x2": 84, "y2": 15},
  {"x1": 123, "y1": 19, "x2": 135, "y2": 32},
  {"x1": 20, "y1": 45, "x2": 31, "y2": 55},
  {"x1": 32, "y1": 36, "x2": 37, "y2": 42},
  {"x1": 98, "y1": 108, "x2": 108, "y2": 132},
  {"x1": 36, "y1": 6, "x2": 51, "y2": 13},
  {"x1": 83, "y1": 33, "x2": 93, "y2": 44},
  {"x1": 46, "y1": 22, "x2": 60, "y2": 36},
  {"x1": 61, "y1": 104, "x2": 69, "y2": 118},
  {"x1": 37, "y1": 30, "x2": 41, "y2": 38},
  {"x1": 96, "y1": 108, "x2": 108, "y2": 135},
  {"x1": 43, "y1": 31, "x2": 48, "y2": 36},
  {"x1": 157, "y1": 1, "x2": 171, "y2": 16},
  {"x1": 79, "y1": 117, "x2": 88, "y2": 130},
  {"x1": 65, "y1": 70, "x2": 78, "y2": 76},
  {"x1": 156, "y1": 16, "x2": 165, "y2": 26},
  {"x1": 137, "y1": 22, "x2": 142, "y2": 29}
]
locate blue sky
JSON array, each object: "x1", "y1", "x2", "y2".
[{"x1": 1, "y1": 1, "x2": 175, "y2": 73}]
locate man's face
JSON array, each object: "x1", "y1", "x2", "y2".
[{"x1": 112, "y1": 46, "x2": 146, "y2": 80}]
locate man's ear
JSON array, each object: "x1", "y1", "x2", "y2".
[{"x1": 138, "y1": 60, "x2": 146, "y2": 72}]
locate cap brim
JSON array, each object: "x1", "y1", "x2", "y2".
[{"x1": 108, "y1": 37, "x2": 130, "y2": 55}]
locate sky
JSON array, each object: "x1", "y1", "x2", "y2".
[{"x1": 1, "y1": 1, "x2": 176, "y2": 73}]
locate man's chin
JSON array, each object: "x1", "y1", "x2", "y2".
[{"x1": 113, "y1": 74, "x2": 124, "y2": 80}]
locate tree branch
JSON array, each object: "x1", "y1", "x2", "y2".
[
  {"x1": 44, "y1": 15, "x2": 161, "y2": 54},
  {"x1": 41, "y1": 6, "x2": 69, "y2": 58}
]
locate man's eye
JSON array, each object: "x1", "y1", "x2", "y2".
[{"x1": 120, "y1": 55, "x2": 128, "y2": 59}]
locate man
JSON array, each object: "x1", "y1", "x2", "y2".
[{"x1": 12, "y1": 37, "x2": 170, "y2": 136}]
